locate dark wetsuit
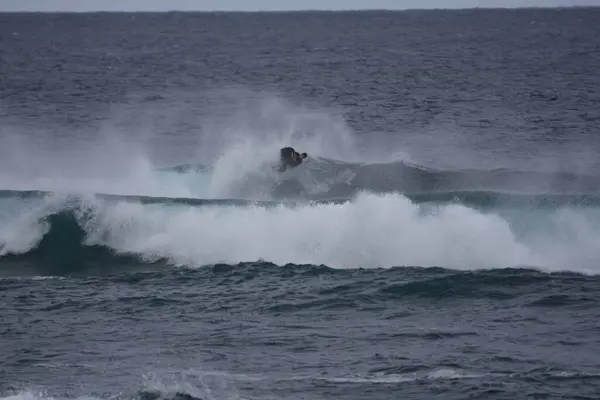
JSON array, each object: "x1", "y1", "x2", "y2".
[{"x1": 280, "y1": 147, "x2": 305, "y2": 172}]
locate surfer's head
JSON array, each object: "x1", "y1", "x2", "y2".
[{"x1": 300, "y1": 152, "x2": 307, "y2": 159}]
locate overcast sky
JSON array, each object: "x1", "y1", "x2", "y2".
[{"x1": 1, "y1": 0, "x2": 599, "y2": 11}]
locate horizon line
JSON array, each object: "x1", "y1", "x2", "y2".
[{"x1": 1, "y1": 5, "x2": 598, "y2": 13}]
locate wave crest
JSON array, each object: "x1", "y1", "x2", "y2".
[{"x1": 1, "y1": 190, "x2": 600, "y2": 275}]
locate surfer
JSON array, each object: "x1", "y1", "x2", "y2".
[{"x1": 279, "y1": 147, "x2": 307, "y2": 172}]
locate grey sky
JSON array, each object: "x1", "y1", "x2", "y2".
[{"x1": 1, "y1": 0, "x2": 599, "y2": 11}]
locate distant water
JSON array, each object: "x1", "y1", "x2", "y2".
[{"x1": 1, "y1": 8, "x2": 600, "y2": 400}]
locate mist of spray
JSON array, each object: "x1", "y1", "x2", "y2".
[{"x1": 0, "y1": 91, "x2": 389, "y2": 200}]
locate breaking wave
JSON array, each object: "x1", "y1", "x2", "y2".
[{"x1": 2, "y1": 188, "x2": 600, "y2": 275}]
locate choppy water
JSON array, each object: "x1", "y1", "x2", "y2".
[{"x1": 2, "y1": 7, "x2": 600, "y2": 400}]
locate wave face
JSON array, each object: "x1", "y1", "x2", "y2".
[
  {"x1": 158, "y1": 159, "x2": 600, "y2": 201},
  {"x1": 2, "y1": 188, "x2": 600, "y2": 275}
]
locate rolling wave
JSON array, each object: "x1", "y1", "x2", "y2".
[{"x1": 2, "y1": 188, "x2": 600, "y2": 275}]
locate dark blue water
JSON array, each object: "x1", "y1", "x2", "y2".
[{"x1": 2, "y1": 8, "x2": 600, "y2": 400}]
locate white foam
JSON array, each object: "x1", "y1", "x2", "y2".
[
  {"x1": 3, "y1": 190, "x2": 600, "y2": 273},
  {"x1": 77, "y1": 192, "x2": 538, "y2": 270},
  {"x1": 315, "y1": 368, "x2": 483, "y2": 384},
  {"x1": 0, "y1": 392, "x2": 102, "y2": 400},
  {"x1": 142, "y1": 370, "x2": 241, "y2": 400},
  {"x1": 0, "y1": 393, "x2": 54, "y2": 400},
  {"x1": 0, "y1": 195, "x2": 66, "y2": 256}
]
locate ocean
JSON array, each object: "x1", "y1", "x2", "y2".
[{"x1": 1, "y1": 7, "x2": 600, "y2": 400}]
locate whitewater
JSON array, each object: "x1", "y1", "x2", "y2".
[{"x1": 2, "y1": 94, "x2": 600, "y2": 274}]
